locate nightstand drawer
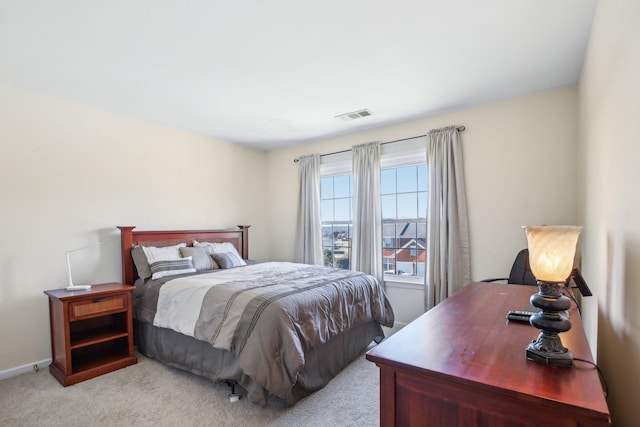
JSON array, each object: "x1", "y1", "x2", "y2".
[{"x1": 69, "y1": 294, "x2": 126, "y2": 320}]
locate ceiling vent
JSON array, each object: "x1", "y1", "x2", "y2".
[{"x1": 335, "y1": 109, "x2": 373, "y2": 121}]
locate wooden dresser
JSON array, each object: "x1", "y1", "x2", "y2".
[{"x1": 366, "y1": 282, "x2": 610, "y2": 427}]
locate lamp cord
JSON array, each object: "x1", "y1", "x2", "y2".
[
  {"x1": 573, "y1": 357, "x2": 609, "y2": 399},
  {"x1": 563, "y1": 287, "x2": 581, "y2": 313},
  {"x1": 561, "y1": 288, "x2": 608, "y2": 399}
]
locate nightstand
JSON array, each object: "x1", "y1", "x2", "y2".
[{"x1": 44, "y1": 282, "x2": 137, "y2": 386}]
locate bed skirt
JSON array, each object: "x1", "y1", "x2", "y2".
[{"x1": 134, "y1": 320, "x2": 384, "y2": 406}]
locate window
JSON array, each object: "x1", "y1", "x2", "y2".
[
  {"x1": 320, "y1": 163, "x2": 427, "y2": 278},
  {"x1": 320, "y1": 174, "x2": 352, "y2": 269},
  {"x1": 381, "y1": 164, "x2": 427, "y2": 277}
]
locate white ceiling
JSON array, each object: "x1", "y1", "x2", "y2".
[{"x1": 0, "y1": 1, "x2": 598, "y2": 151}]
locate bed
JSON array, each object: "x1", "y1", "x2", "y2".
[{"x1": 118, "y1": 225, "x2": 394, "y2": 406}]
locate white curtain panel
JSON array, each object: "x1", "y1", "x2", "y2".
[
  {"x1": 351, "y1": 142, "x2": 383, "y2": 283},
  {"x1": 425, "y1": 126, "x2": 471, "y2": 310},
  {"x1": 295, "y1": 154, "x2": 323, "y2": 265}
]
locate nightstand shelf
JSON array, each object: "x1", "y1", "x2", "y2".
[
  {"x1": 44, "y1": 283, "x2": 137, "y2": 386},
  {"x1": 70, "y1": 327, "x2": 129, "y2": 349},
  {"x1": 71, "y1": 338, "x2": 131, "y2": 373},
  {"x1": 69, "y1": 313, "x2": 129, "y2": 348}
]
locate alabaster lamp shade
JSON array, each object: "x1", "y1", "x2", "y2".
[{"x1": 525, "y1": 225, "x2": 582, "y2": 283}]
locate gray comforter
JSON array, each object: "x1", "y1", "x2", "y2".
[{"x1": 133, "y1": 262, "x2": 394, "y2": 402}]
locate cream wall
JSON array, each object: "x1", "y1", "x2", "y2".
[
  {"x1": 579, "y1": 0, "x2": 640, "y2": 424},
  {"x1": 0, "y1": 82, "x2": 586, "y2": 392},
  {"x1": 0, "y1": 86, "x2": 269, "y2": 372},
  {"x1": 267, "y1": 87, "x2": 578, "y2": 277}
]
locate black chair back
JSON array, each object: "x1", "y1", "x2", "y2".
[{"x1": 507, "y1": 249, "x2": 538, "y2": 286}]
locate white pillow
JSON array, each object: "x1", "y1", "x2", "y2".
[
  {"x1": 141, "y1": 243, "x2": 186, "y2": 264},
  {"x1": 193, "y1": 240, "x2": 244, "y2": 260}
]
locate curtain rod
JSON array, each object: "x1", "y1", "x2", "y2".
[{"x1": 293, "y1": 125, "x2": 465, "y2": 163}]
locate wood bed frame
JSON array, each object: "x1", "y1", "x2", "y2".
[{"x1": 118, "y1": 225, "x2": 250, "y2": 285}]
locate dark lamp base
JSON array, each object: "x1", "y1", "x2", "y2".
[
  {"x1": 526, "y1": 345, "x2": 573, "y2": 367},
  {"x1": 526, "y1": 280, "x2": 575, "y2": 368}
]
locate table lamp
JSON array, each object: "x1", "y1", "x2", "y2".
[
  {"x1": 524, "y1": 225, "x2": 582, "y2": 367},
  {"x1": 65, "y1": 243, "x2": 101, "y2": 291}
]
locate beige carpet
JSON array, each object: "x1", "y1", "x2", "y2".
[{"x1": 0, "y1": 352, "x2": 380, "y2": 427}]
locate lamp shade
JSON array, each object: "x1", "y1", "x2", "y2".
[{"x1": 524, "y1": 225, "x2": 582, "y2": 282}]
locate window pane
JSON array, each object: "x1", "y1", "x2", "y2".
[
  {"x1": 417, "y1": 222, "x2": 426, "y2": 240},
  {"x1": 334, "y1": 247, "x2": 351, "y2": 270},
  {"x1": 334, "y1": 198, "x2": 350, "y2": 221},
  {"x1": 321, "y1": 199, "x2": 334, "y2": 221},
  {"x1": 383, "y1": 254, "x2": 396, "y2": 274},
  {"x1": 397, "y1": 166, "x2": 417, "y2": 192},
  {"x1": 382, "y1": 223, "x2": 396, "y2": 245},
  {"x1": 396, "y1": 262, "x2": 413, "y2": 275},
  {"x1": 383, "y1": 237, "x2": 393, "y2": 249},
  {"x1": 380, "y1": 169, "x2": 396, "y2": 195},
  {"x1": 397, "y1": 193, "x2": 417, "y2": 218},
  {"x1": 320, "y1": 177, "x2": 333, "y2": 199},
  {"x1": 415, "y1": 250, "x2": 426, "y2": 276},
  {"x1": 333, "y1": 224, "x2": 349, "y2": 243},
  {"x1": 323, "y1": 247, "x2": 334, "y2": 267},
  {"x1": 418, "y1": 191, "x2": 427, "y2": 219},
  {"x1": 322, "y1": 225, "x2": 333, "y2": 246},
  {"x1": 398, "y1": 222, "x2": 417, "y2": 240},
  {"x1": 417, "y1": 164, "x2": 427, "y2": 192},
  {"x1": 381, "y1": 194, "x2": 396, "y2": 219},
  {"x1": 334, "y1": 175, "x2": 350, "y2": 198},
  {"x1": 395, "y1": 223, "x2": 405, "y2": 246}
]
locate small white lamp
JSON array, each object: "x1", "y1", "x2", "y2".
[{"x1": 65, "y1": 243, "x2": 101, "y2": 291}]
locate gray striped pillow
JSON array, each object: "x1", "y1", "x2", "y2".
[
  {"x1": 179, "y1": 246, "x2": 219, "y2": 271},
  {"x1": 211, "y1": 252, "x2": 246, "y2": 269},
  {"x1": 149, "y1": 257, "x2": 196, "y2": 279}
]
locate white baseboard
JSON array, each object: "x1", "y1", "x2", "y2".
[{"x1": 0, "y1": 358, "x2": 52, "y2": 381}]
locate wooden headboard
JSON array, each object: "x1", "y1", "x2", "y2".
[{"x1": 117, "y1": 225, "x2": 250, "y2": 285}]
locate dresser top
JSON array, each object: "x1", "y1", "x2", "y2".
[{"x1": 367, "y1": 282, "x2": 609, "y2": 418}]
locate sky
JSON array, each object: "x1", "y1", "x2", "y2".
[{"x1": 321, "y1": 164, "x2": 427, "y2": 222}]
